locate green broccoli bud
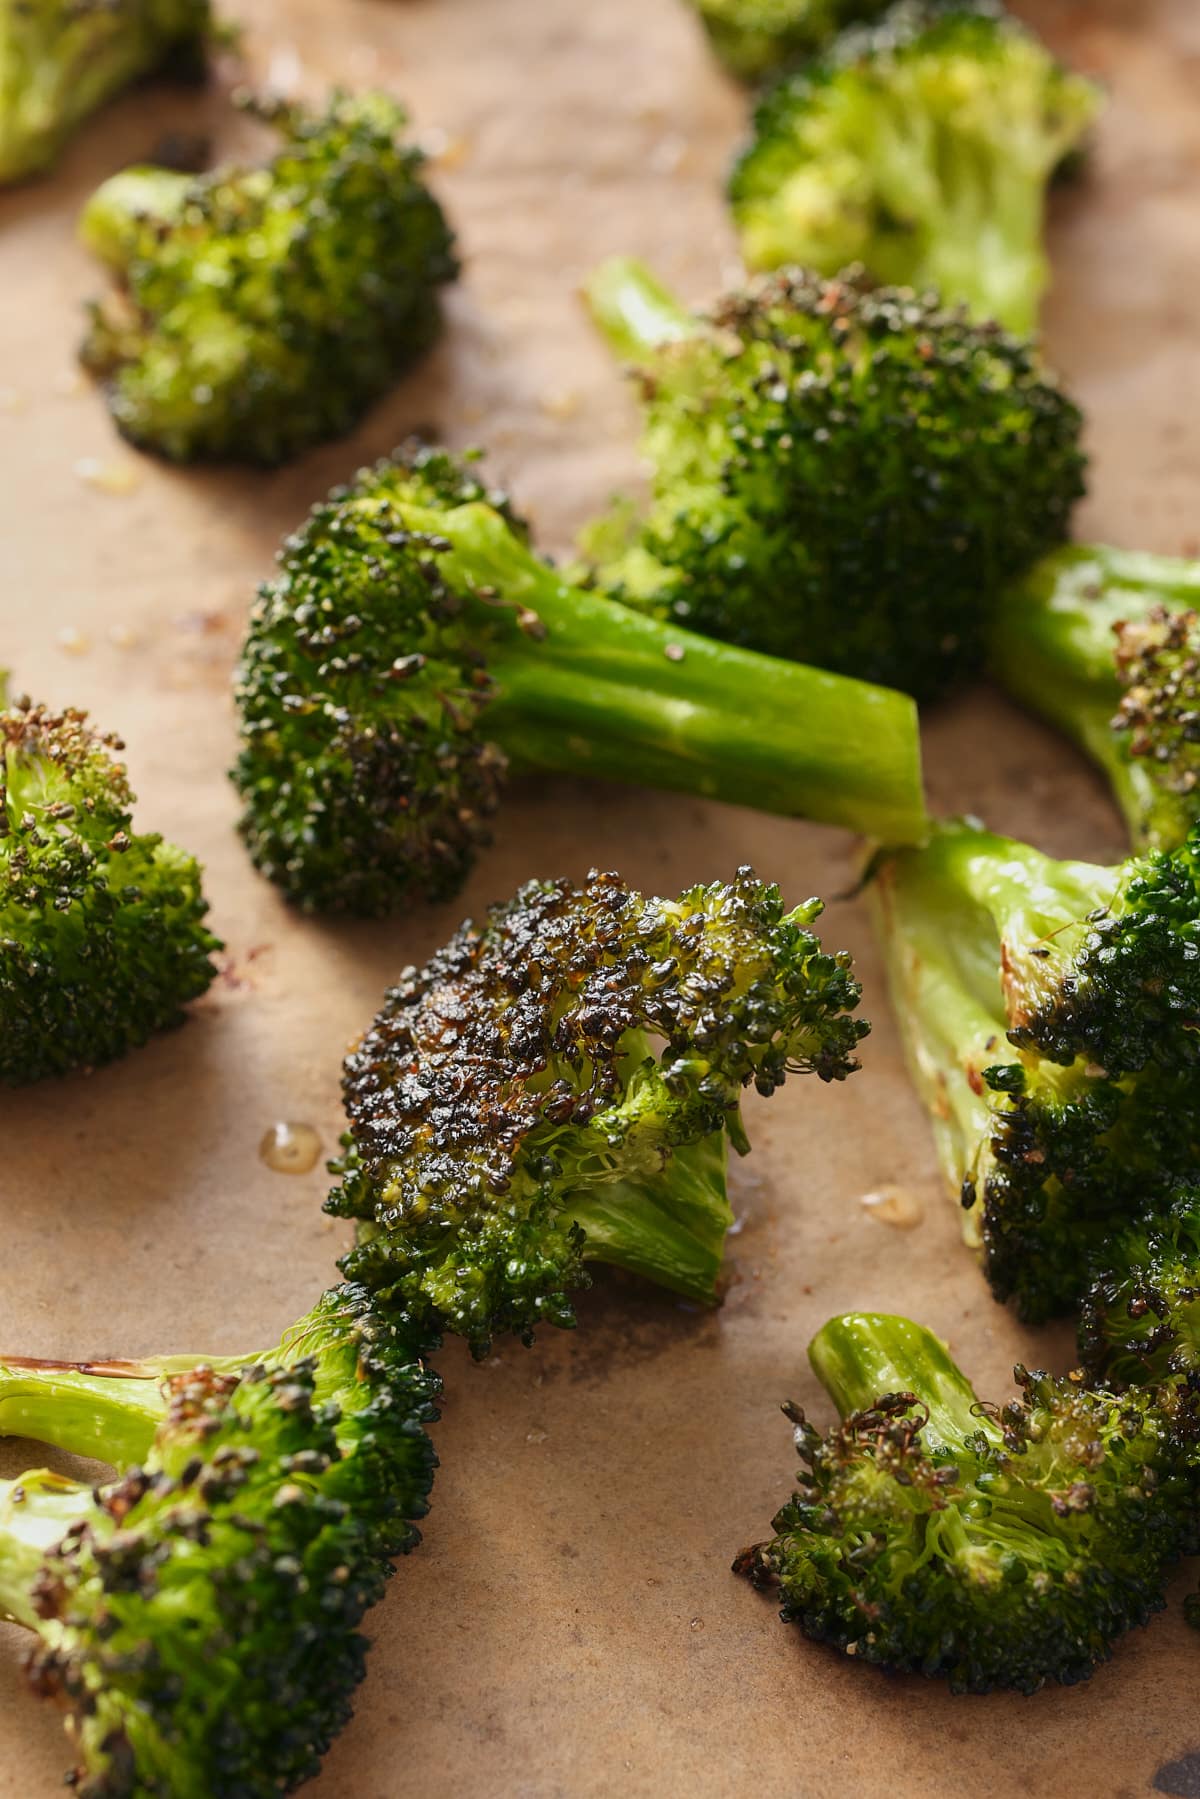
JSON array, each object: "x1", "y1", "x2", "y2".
[
  {"x1": 230, "y1": 442, "x2": 927, "y2": 916},
  {"x1": 690, "y1": 0, "x2": 889, "y2": 82},
  {"x1": 735, "y1": 1312, "x2": 1195, "y2": 1692},
  {"x1": 581, "y1": 259, "x2": 1084, "y2": 699},
  {"x1": 0, "y1": 0, "x2": 210, "y2": 187},
  {"x1": 871, "y1": 819, "x2": 1200, "y2": 1322},
  {"x1": 729, "y1": 0, "x2": 1102, "y2": 334},
  {"x1": 992, "y1": 545, "x2": 1200, "y2": 851},
  {"x1": 0, "y1": 693, "x2": 219, "y2": 1083},
  {"x1": 78, "y1": 91, "x2": 458, "y2": 466},
  {"x1": 1079, "y1": 1195, "x2": 1200, "y2": 1392},
  {"x1": 328, "y1": 865, "x2": 868, "y2": 1353},
  {"x1": 0, "y1": 1285, "x2": 438, "y2": 1797}
]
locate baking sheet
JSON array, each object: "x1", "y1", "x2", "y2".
[{"x1": 1, "y1": 1, "x2": 1199, "y2": 1793}]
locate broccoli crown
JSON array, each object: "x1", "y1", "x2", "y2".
[
  {"x1": 1080, "y1": 1194, "x2": 1200, "y2": 1392},
  {"x1": 729, "y1": 0, "x2": 1101, "y2": 333},
  {"x1": 736, "y1": 1313, "x2": 1194, "y2": 1693},
  {"x1": 0, "y1": 696, "x2": 219, "y2": 1083},
  {"x1": 78, "y1": 92, "x2": 458, "y2": 466},
  {"x1": 329, "y1": 866, "x2": 866, "y2": 1352},
  {"x1": 584, "y1": 264, "x2": 1084, "y2": 699},
  {"x1": 1112, "y1": 606, "x2": 1200, "y2": 836},
  {"x1": 0, "y1": 0, "x2": 209, "y2": 186},
  {"x1": 692, "y1": 0, "x2": 888, "y2": 81}
]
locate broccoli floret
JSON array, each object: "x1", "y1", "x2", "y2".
[
  {"x1": 230, "y1": 442, "x2": 926, "y2": 916},
  {"x1": 0, "y1": 1284, "x2": 438, "y2": 1796},
  {"x1": 1079, "y1": 1195, "x2": 1200, "y2": 1392},
  {"x1": 728, "y1": 0, "x2": 1101, "y2": 334},
  {"x1": 690, "y1": 0, "x2": 888, "y2": 81},
  {"x1": 735, "y1": 1311, "x2": 1196, "y2": 1692},
  {"x1": 328, "y1": 865, "x2": 867, "y2": 1352},
  {"x1": 581, "y1": 259, "x2": 1084, "y2": 699},
  {"x1": 871, "y1": 819, "x2": 1200, "y2": 1322},
  {"x1": 0, "y1": 692, "x2": 219, "y2": 1083},
  {"x1": 992, "y1": 545, "x2": 1200, "y2": 851},
  {"x1": 78, "y1": 92, "x2": 457, "y2": 466},
  {"x1": 0, "y1": 0, "x2": 210, "y2": 187}
]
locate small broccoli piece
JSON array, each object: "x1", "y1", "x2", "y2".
[
  {"x1": 1078, "y1": 1195, "x2": 1200, "y2": 1392},
  {"x1": 581, "y1": 259, "x2": 1084, "y2": 699},
  {"x1": 78, "y1": 91, "x2": 457, "y2": 466},
  {"x1": 992, "y1": 545, "x2": 1200, "y2": 851},
  {"x1": 0, "y1": 1284, "x2": 439, "y2": 1796},
  {"x1": 872, "y1": 818, "x2": 1200, "y2": 1322},
  {"x1": 328, "y1": 865, "x2": 867, "y2": 1352},
  {"x1": 231, "y1": 442, "x2": 926, "y2": 917},
  {"x1": 690, "y1": 0, "x2": 888, "y2": 81},
  {"x1": 0, "y1": 692, "x2": 219, "y2": 1083},
  {"x1": 735, "y1": 1312, "x2": 1195, "y2": 1692},
  {"x1": 0, "y1": 0, "x2": 209, "y2": 187},
  {"x1": 729, "y1": 0, "x2": 1101, "y2": 334}
]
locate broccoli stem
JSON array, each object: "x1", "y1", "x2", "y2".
[
  {"x1": 808, "y1": 1312, "x2": 996, "y2": 1457},
  {"x1": 0, "y1": 1355, "x2": 200, "y2": 1467},
  {"x1": 0, "y1": 1471, "x2": 94, "y2": 1629},
  {"x1": 583, "y1": 257, "x2": 698, "y2": 362},
  {"x1": 397, "y1": 498, "x2": 928, "y2": 844},
  {"x1": 566, "y1": 1130, "x2": 731, "y2": 1299}
]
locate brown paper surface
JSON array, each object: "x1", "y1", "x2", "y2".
[{"x1": 1, "y1": 1, "x2": 1199, "y2": 1793}]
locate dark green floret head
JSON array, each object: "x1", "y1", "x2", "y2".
[
  {"x1": 583, "y1": 266, "x2": 1084, "y2": 698},
  {"x1": 729, "y1": 0, "x2": 1102, "y2": 333},
  {"x1": 329, "y1": 866, "x2": 867, "y2": 1352},
  {"x1": 78, "y1": 91, "x2": 458, "y2": 465},
  {"x1": 691, "y1": 0, "x2": 889, "y2": 82},
  {"x1": 0, "y1": 692, "x2": 219, "y2": 1083},
  {"x1": 736, "y1": 1313, "x2": 1194, "y2": 1693},
  {"x1": 1080, "y1": 1194, "x2": 1200, "y2": 1392},
  {"x1": 1112, "y1": 605, "x2": 1200, "y2": 843}
]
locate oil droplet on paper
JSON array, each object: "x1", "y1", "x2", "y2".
[
  {"x1": 860, "y1": 1187, "x2": 924, "y2": 1230},
  {"x1": 689, "y1": 1617, "x2": 705, "y2": 1632},
  {"x1": 526, "y1": 1427, "x2": 548, "y2": 1445},
  {"x1": 74, "y1": 456, "x2": 140, "y2": 495},
  {"x1": 259, "y1": 1121, "x2": 322, "y2": 1175},
  {"x1": 56, "y1": 626, "x2": 91, "y2": 656}
]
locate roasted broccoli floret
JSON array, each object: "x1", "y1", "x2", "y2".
[
  {"x1": 231, "y1": 442, "x2": 926, "y2": 917},
  {"x1": 1079, "y1": 1194, "x2": 1200, "y2": 1392},
  {"x1": 0, "y1": 691, "x2": 219, "y2": 1083},
  {"x1": 78, "y1": 92, "x2": 457, "y2": 466},
  {"x1": 0, "y1": 1284, "x2": 438, "y2": 1796},
  {"x1": 992, "y1": 545, "x2": 1200, "y2": 851},
  {"x1": 735, "y1": 1312, "x2": 1195, "y2": 1692},
  {"x1": 328, "y1": 866, "x2": 867, "y2": 1352},
  {"x1": 690, "y1": 0, "x2": 888, "y2": 81},
  {"x1": 0, "y1": 0, "x2": 210, "y2": 187},
  {"x1": 581, "y1": 259, "x2": 1084, "y2": 698},
  {"x1": 872, "y1": 819, "x2": 1200, "y2": 1322},
  {"x1": 729, "y1": 0, "x2": 1101, "y2": 333}
]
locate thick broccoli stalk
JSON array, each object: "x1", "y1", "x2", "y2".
[
  {"x1": 328, "y1": 865, "x2": 868, "y2": 1352},
  {"x1": 78, "y1": 92, "x2": 458, "y2": 466},
  {"x1": 871, "y1": 819, "x2": 1200, "y2": 1322},
  {"x1": 992, "y1": 545, "x2": 1200, "y2": 851},
  {"x1": 0, "y1": 0, "x2": 209, "y2": 187},
  {"x1": 0, "y1": 692, "x2": 219, "y2": 1083},
  {"x1": 691, "y1": 0, "x2": 889, "y2": 82},
  {"x1": 231, "y1": 443, "x2": 926, "y2": 917},
  {"x1": 581, "y1": 259, "x2": 1084, "y2": 698},
  {"x1": 0, "y1": 1285, "x2": 439, "y2": 1797},
  {"x1": 735, "y1": 1312, "x2": 1195, "y2": 1692},
  {"x1": 729, "y1": 0, "x2": 1102, "y2": 334}
]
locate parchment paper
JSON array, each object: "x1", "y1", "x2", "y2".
[{"x1": 1, "y1": 2, "x2": 1199, "y2": 1793}]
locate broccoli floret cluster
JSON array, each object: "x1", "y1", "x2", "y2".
[
  {"x1": 1080, "y1": 1195, "x2": 1200, "y2": 1393},
  {"x1": 737, "y1": 1313, "x2": 1196, "y2": 1692},
  {"x1": 231, "y1": 441, "x2": 926, "y2": 915},
  {"x1": 0, "y1": 693, "x2": 219, "y2": 1083},
  {"x1": 582, "y1": 259, "x2": 1084, "y2": 698},
  {"x1": 78, "y1": 92, "x2": 458, "y2": 465},
  {"x1": 690, "y1": 0, "x2": 888, "y2": 81},
  {"x1": 0, "y1": 0, "x2": 210, "y2": 186},
  {"x1": 729, "y1": 0, "x2": 1101, "y2": 333},
  {"x1": 329, "y1": 866, "x2": 868, "y2": 1351}
]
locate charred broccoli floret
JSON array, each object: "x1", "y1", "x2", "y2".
[
  {"x1": 78, "y1": 92, "x2": 457, "y2": 466},
  {"x1": 581, "y1": 259, "x2": 1084, "y2": 698},
  {"x1": 0, "y1": 692, "x2": 219, "y2": 1083},
  {"x1": 0, "y1": 1284, "x2": 438, "y2": 1796},
  {"x1": 328, "y1": 866, "x2": 868, "y2": 1352},
  {"x1": 872, "y1": 819, "x2": 1200, "y2": 1322},
  {"x1": 729, "y1": 0, "x2": 1101, "y2": 333},
  {"x1": 690, "y1": 0, "x2": 888, "y2": 81},
  {"x1": 1079, "y1": 1194, "x2": 1200, "y2": 1392},
  {"x1": 231, "y1": 442, "x2": 926, "y2": 916},
  {"x1": 736, "y1": 1312, "x2": 1195, "y2": 1692},
  {"x1": 992, "y1": 546, "x2": 1200, "y2": 851},
  {"x1": 0, "y1": 0, "x2": 210, "y2": 187}
]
